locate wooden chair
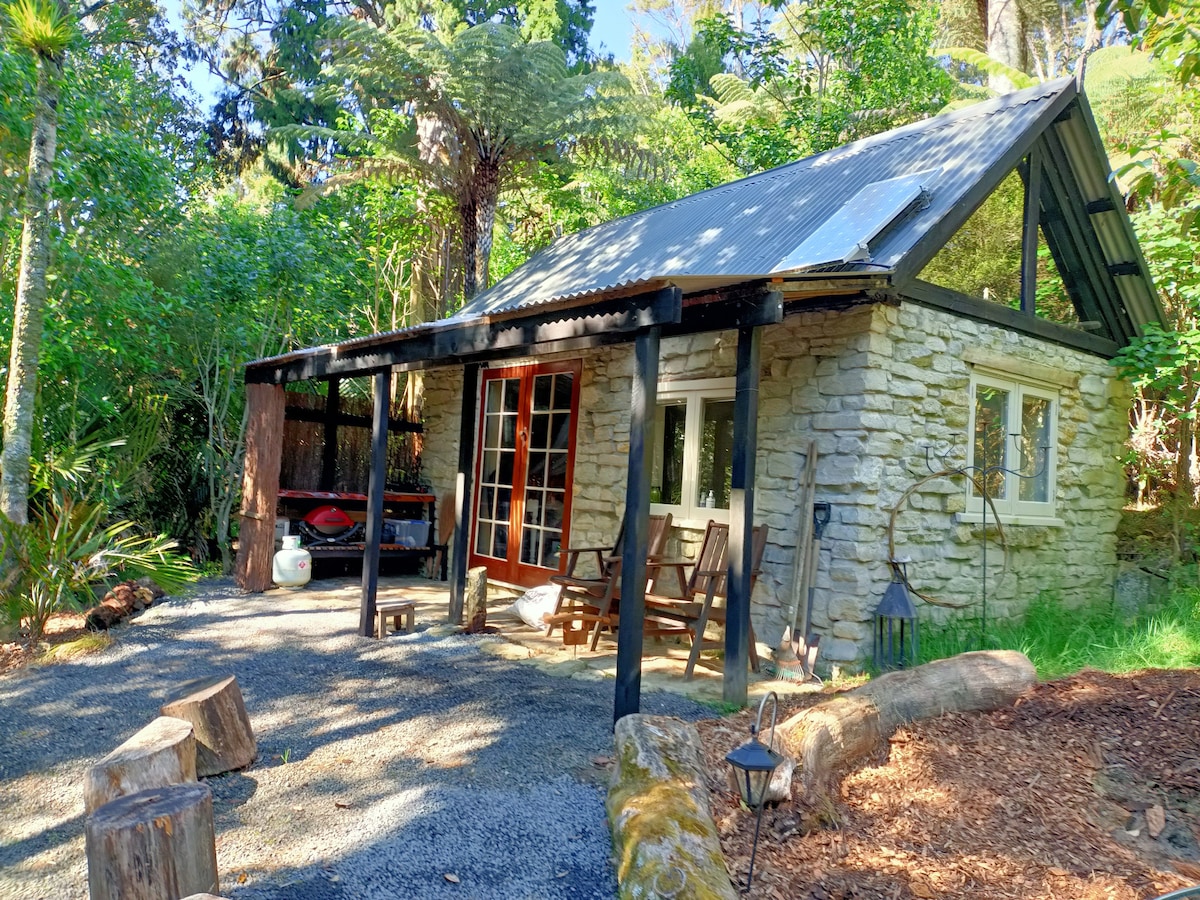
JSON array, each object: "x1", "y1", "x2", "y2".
[
  {"x1": 643, "y1": 520, "x2": 769, "y2": 680},
  {"x1": 544, "y1": 513, "x2": 672, "y2": 649}
]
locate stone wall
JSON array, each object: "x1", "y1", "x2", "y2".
[{"x1": 418, "y1": 299, "x2": 1131, "y2": 667}]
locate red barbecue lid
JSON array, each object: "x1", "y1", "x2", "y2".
[{"x1": 303, "y1": 505, "x2": 355, "y2": 530}]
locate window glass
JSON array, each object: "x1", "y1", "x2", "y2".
[
  {"x1": 699, "y1": 399, "x2": 735, "y2": 509},
  {"x1": 973, "y1": 384, "x2": 1009, "y2": 500},
  {"x1": 1019, "y1": 395, "x2": 1052, "y2": 502},
  {"x1": 651, "y1": 399, "x2": 687, "y2": 505}
]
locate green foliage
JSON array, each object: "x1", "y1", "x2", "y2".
[
  {"x1": 3, "y1": 0, "x2": 73, "y2": 57},
  {"x1": 1097, "y1": 0, "x2": 1200, "y2": 84},
  {"x1": 918, "y1": 588, "x2": 1200, "y2": 679}
]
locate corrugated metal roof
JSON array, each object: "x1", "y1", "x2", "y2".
[{"x1": 457, "y1": 80, "x2": 1065, "y2": 317}]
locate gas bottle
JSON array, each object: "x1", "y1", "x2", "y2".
[{"x1": 273, "y1": 535, "x2": 312, "y2": 589}]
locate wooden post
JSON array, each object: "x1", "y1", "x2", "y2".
[
  {"x1": 614, "y1": 327, "x2": 659, "y2": 725},
  {"x1": 450, "y1": 364, "x2": 480, "y2": 624},
  {"x1": 320, "y1": 376, "x2": 340, "y2": 490},
  {"x1": 85, "y1": 782, "x2": 219, "y2": 900},
  {"x1": 359, "y1": 370, "x2": 391, "y2": 638},
  {"x1": 160, "y1": 675, "x2": 256, "y2": 777},
  {"x1": 234, "y1": 383, "x2": 286, "y2": 592},
  {"x1": 725, "y1": 325, "x2": 761, "y2": 708},
  {"x1": 1020, "y1": 143, "x2": 1043, "y2": 315},
  {"x1": 464, "y1": 566, "x2": 488, "y2": 633}
]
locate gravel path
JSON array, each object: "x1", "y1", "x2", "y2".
[{"x1": 0, "y1": 579, "x2": 713, "y2": 899}]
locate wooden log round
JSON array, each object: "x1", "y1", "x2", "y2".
[
  {"x1": 779, "y1": 650, "x2": 1037, "y2": 796},
  {"x1": 464, "y1": 566, "x2": 488, "y2": 634},
  {"x1": 85, "y1": 782, "x2": 219, "y2": 900},
  {"x1": 161, "y1": 675, "x2": 256, "y2": 777},
  {"x1": 84, "y1": 716, "x2": 197, "y2": 814},
  {"x1": 608, "y1": 714, "x2": 738, "y2": 900}
]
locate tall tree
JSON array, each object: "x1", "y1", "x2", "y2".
[
  {"x1": 297, "y1": 18, "x2": 630, "y2": 298},
  {"x1": 1, "y1": 0, "x2": 74, "y2": 524}
]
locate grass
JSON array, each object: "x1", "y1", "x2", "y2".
[
  {"x1": 918, "y1": 582, "x2": 1200, "y2": 679},
  {"x1": 39, "y1": 632, "x2": 113, "y2": 663}
]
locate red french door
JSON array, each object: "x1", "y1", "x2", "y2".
[{"x1": 469, "y1": 361, "x2": 580, "y2": 587}]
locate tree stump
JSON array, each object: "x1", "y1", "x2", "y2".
[
  {"x1": 84, "y1": 716, "x2": 197, "y2": 814},
  {"x1": 160, "y1": 675, "x2": 256, "y2": 777},
  {"x1": 464, "y1": 566, "x2": 488, "y2": 634},
  {"x1": 85, "y1": 782, "x2": 219, "y2": 900},
  {"x1": 181, "y1": 895, "x2": 231, "y2": 899}
]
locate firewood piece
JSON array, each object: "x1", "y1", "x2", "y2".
[
  {"x1": 464, "y1": 566, "x2": 488, "y2": 634},
  {"x1": 85, "y1": 782, "x2": 219, "y2": 900},
  {"x1": 780, "y1": 650, "x2": 1036, "y2": 796},
  {"x1": 84, "y1": 716, "x2": 197, "y2": 814},
  {"x1": 161, "y1": 675, "x2": 256, "y2": 777}
]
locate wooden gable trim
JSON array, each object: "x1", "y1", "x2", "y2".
[{"x1": 901, "y1": 280, "x2": 1120, "y2": 357}]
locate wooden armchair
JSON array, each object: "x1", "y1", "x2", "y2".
[
  {"x1": 543, "y1": 513, "x2": 672, "y2": 649},
  {"x1": 643, "y1": 520, "x2": 769, "y2": 680}
]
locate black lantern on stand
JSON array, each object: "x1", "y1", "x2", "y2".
[
  {"x1": 725, "y1": 691, "x2": 784, "y2": 893},
  {"x1": 873, "y1": 559, "x2": 919, "y2": 670}
]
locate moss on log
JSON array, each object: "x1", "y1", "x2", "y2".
[{"x1": 608, "y1": 714, "x2": 737, "y2": 900}]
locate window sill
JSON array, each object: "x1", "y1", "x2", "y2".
[
  {"x1": 650, "y1": 505, "x2": 729, "y2": 530},
  {"x1": 956, "y1": 511, "x2": 1064, "y2": 527}
]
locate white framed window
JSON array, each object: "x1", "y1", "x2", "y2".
[
  {"x1": 966, "y1": 372, "x2": 1058, "y2": 521},
  {"x1": 649, "y1": 377, "x2": 736, "y2": 526}
]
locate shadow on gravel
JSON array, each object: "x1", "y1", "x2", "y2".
[{"x1": 0, "y1": 579, "x2": 714, "y2": 900}]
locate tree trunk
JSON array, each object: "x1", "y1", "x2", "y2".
[
  {"x1": 460, "y1": 193, "x2": 478, "y2": 300},
  {"x1": 1, "y1": 50, "x2": 61, "y2": 524},
  {"x1": 472, "y1": 155, "x2": 501, "y2": 295},
  {"x1": 986, "y1": 0, "x2": 1029, "y2": 91},
  {"x1": 234, "y1": 383, "x2": 285, "y2": 592},
  {"x1": 85, "y1": 782, "x2": 219, "y2": 900},
  {"x1": 160, "y1": 674, "x2": 257, "y2": 777}
]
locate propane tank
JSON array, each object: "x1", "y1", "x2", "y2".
[{"x1": 273, "y1": 535, "x2": 312, "y2": 589}]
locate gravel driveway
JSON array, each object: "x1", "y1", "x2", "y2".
[{"x1": 0, "y1": 579, "x2": 712, "y2": 899}]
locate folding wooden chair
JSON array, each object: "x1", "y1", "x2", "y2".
[
  {"x1": 643, "y1": 520, "x2": 769, "y2": 680},
  {"x1": 543, "y1": 513, "x2": 672, "y2": 649}
]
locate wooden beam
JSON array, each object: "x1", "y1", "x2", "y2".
[
  {"x1": 285, "y1": 406, "x2": 422, "y2": 434},
  {"x1": 247, "y1": 289, "x2": 683, "y2": 385},
  {"x1": 724, "y1": 325, "x2": 761, "y2": 708},
  {"x1": 1086, "y1": 198, "x2": 1116, "y2": 214},
  {"x1": 614, "y1": 327, "x2": 660, "y2": 725},
  {"x1": 235, "y1": 384, "x2": 286, "y2": 592},
  {"x1": 1020, "y1": 144, "x2": 1043, "y2": 316},
  {"x1": 320, "y1": 377, "x2": 340, "y2": 491},
  {"x1": 359, "y1": 372, "x2": 390, "y2": 637},
  {"x1": 450, "y1": 364, "x2": 481, "y2": 624},
  {"x1": 902, "y1": 280, "x2": 1120, "y2": 357}
]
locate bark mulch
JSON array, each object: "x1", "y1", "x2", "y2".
[{"x1": 698, "y1": 668, "x2": 1200, "y2": 900}]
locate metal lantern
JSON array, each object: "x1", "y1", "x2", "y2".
[
  {"x1": 874, "y1": 559, "x2": 919, "y2": 670},
  {"x1": 725, "y1": 691, "x2": 784, "y2": 892}
]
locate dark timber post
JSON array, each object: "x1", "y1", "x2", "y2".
[
  {"x1": 1020, "y1": 143, "x2": 1043, "y2": 315},
  {"x1": 725, "y1": 325, "x2": 761, "y2": 707},
  {"x1": 320, "y1": 376, "x2": 341, "y2": 490},
  {"x1": 614, "y1": 327, "x2": 659, "y2": 725},
  {"x1": 450, "y1": 364, "x2": 481, "y2": 624},
  {"x1": 360, "y1": 370, "x2": 390, "y2": 637}
]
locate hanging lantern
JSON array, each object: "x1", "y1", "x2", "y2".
[
  {"x1": 874, "y1": 559, "x2": 919, "y2": 670},
  {"x1": 725, "y1": 692, "x2": 785, "y2": 892}
]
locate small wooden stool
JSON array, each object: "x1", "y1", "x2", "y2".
[{"x1": 376, "y1": 599, "x2": 416, "y2": 638}]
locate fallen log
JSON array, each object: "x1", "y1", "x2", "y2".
[
  {"x1": 608, "y1": 714, "x2": 738, "y2": 900},
  {"x1": 84, "y1": 716, "x2": 197, "y2": 814},
  {"x1": 85, "y1": 581, "x2": 157, "y2": 632},
  {"x1": 780, "y1": 650, "x2": 1037, "y2": 796},
  {"x1": 161, "y1": 674, "x2": 256, "y2": 777},
  {"x1": 85, "y1": 782, "x2": 219, "y2": 900}
]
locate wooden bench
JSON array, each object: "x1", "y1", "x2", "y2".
[{"x1": 376, "y1": 599, "x2": 416, "y2": 639}]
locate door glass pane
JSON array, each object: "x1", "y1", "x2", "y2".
[
  {"x1": 551, "y1": 413, "x2": 571, "y2": 449},
  {"x1": 504, "y1": 379, "x2": 520, "y2": 412},
  {"x1": 652, "y1": 399, "x2": 686, "y2": 505},
  {"x1": 1019, "y1": 395, "x2": 1052, "y2": 502},
  {"x1": 553, "y1": 373, "x2": 573, "y2": 411},
  {"x1": 501, "y1": 415, "x2": 517, "y2": 448},
  {"x1": 486, "y1": 381, "x2": 503, "y2": 413},
  {"x1": 530, "y1": 412, "x2": 549, "y2": 450},
  {"x1": 475, "y1": 522, "x2": 493, "y2": 558},
  {"x1": 533, "y1": 374, "x2": 552, "y2": 411},
  {"x1": 973, "y1": 385, "x2": 1009, "y2": 500},
  {"x1": 521, "y1": 528, "x2": 539, "y2": 564},
  {"x1": 699, "y1": 399, "x2": 735, "y2": 509},
  {"x1": 526, "y1": 453, "x2": 547, "y2": 487},
  {"x1": 547, "y1": 451, "x2": 567, "y2": 489}
]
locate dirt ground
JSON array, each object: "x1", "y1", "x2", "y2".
[
  {"x1": 0, "y1": 611, "x2": 92, "y2": 675},
  {"x1": 699, "y1": 668, "x2": 1200, "y2": 899}
]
